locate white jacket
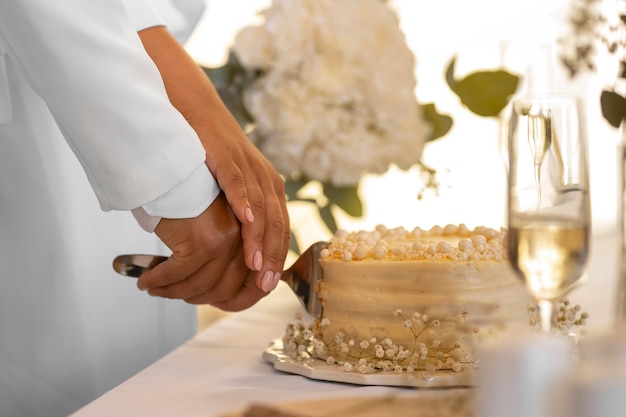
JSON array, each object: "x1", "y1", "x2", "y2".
[
  {"x1": 0, "y1": 0, "x2": 218, "y2": 212},
  {"x1": 0, "y1": 1, "x2": 211, "y2": 416}
]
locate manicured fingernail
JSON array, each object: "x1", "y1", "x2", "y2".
[
  {"x1": 253, "y1": 250, "x2": 263, "y2": 271},
  {"x1": 271, "y1": 272, "x2": 281, "y2": 290},
  {"x1": 245, "y1": 206, "x2": 255, "y2": 223},
  {"x1": 261, "y1": 271, "x2": 274, "y2": 293}
]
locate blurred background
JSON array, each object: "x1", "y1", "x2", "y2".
[{"x1": 186, "y1": 0, "x2": 623, "y2": 329}]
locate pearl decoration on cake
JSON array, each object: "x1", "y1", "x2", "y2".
[
  {"x1": 319, "y1": 224, "x2": 507, "y2": 262},
  {"x1": 436, "y1": 241, "x2": 453, "y2": 254}
]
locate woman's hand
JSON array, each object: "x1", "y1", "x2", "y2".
[{"x1": 138, "y1": 26, "x2": 290, "y2": 296}]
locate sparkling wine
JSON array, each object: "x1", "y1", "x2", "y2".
[{"x1": 508, "y1": 217, "x2": 589, "y2": 300}]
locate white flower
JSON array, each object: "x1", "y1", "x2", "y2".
[
  {"x1": 232, "y1": 0, "x2": 430, "y2": 186},
  {"x1": 375, "y1": 345, "x2": 385, "y2": 358}
]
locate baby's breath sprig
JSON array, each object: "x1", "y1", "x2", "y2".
[
  {"x1": 282, "y1": 309, "x2": 477, "y2": 380},
  {"x1": 528, "y1": 298, "x2": 589, "y2": 335}
]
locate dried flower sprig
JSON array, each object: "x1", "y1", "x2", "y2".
[
  {"x1": 282, "y1": 298, "x2": 588, "y2": 381},
  {"x1": 282, "y1": 310, "x2": 476, "y2": 380},
  {"x1": 559, "y1": 0, "x2": 626, "y2": 127},
  {"x1": 559, "y1": 0, "x2": 608, "y2": 77},
  {"x1": 527, "y1": 298, "x2": 589, "y2": 335}
]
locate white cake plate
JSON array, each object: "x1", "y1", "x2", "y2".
[{"x1": 262, "y1": 338, "x2": 475, "y2": 388}]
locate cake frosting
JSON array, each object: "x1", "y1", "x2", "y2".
[{"x1": 283, "y1": 224, "x2": 533, "y2": 377}]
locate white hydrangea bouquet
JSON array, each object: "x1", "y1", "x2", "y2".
[
  {"x1": 231, "y1": 0, "x2": 431, "y2": 187},
  {"x1": 203, "y1": 0, "x2": 518, "y2": 253}
]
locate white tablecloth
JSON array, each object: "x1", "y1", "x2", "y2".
[{"x1": 70, "y1": 232, "x2": 620, "y2": 417}]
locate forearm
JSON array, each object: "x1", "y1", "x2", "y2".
[
  {"x1": 137, "y1": 25, "x2": 290, "y2": 294},
  {"x1": 137, "y1": 26, "x2": 240, "y2": 149}
]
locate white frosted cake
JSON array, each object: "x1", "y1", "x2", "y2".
[{"x1": 283, "y1": 224, "x2": 532, "y2": 377}]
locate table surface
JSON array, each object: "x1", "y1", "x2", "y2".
[{"x1": 70, "y1": 232, "x2": 620, "y2": 417}]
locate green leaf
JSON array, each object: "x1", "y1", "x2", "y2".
[
  {"x1": 420, "y1": 103, "x2": 453, "y2": 142},
  {"x1": 445, "y1": 57, "x2": 460, "y2": 95},
  {"x1": 600, "y1": 90, "x2": 626, "y2": 128},
  {"x1": 202, "y1": 64, "x2": 231, "y2": 87},
  {"x1": 284, "y1": 178, "x2": 310, "y2": 201},
  {"x1": 200, "y1": 52, "x2": 260, "y2": 128},
  {"x1": 288, "y1": 230, "x2": 301, "y2": 256},
  {"x1": 201, "y1": 51, "x2": 258, "y2": 88},
  {"x1": 445, "y1": 56, "x2": 520, "y2": 117},
  {"x1": 319, "y1": 205, "x2": 338, "y2": 234},
  {"x1": 322, "y1": 183, "x2": 363, "y2": 217}
]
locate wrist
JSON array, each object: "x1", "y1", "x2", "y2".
[{"x1": 132, "y1": 163, "x2": 220, "y2": 232}]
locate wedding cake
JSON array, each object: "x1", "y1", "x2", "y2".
[{"x1": 284, "y1": 224, "x2": 532, "y2": 377}]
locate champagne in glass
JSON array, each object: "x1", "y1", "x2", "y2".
[{"x1": 507, "y1": 95, "x2": 590, "y2": 333}]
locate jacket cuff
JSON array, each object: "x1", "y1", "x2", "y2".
[
  {"x1": 132, "y1": 163, "x2": 220, "y2": 232},
  {"x1": 122, "y1": 0, "x2": 187, "y2": 38}
]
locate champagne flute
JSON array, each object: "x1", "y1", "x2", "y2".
[{"x1": 506, "y1": 95, "x2": 590, "y2": 333}]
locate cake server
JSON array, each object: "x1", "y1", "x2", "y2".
[{"x1": 112, "y1": 241, "x2": 327, "y2": 317}]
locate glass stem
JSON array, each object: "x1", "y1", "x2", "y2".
[{"x1": 538, "y1": 299, "x2": 557, "y2": 333}]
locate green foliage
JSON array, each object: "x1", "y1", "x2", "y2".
[
  {"x1": 202, "y1": 50, "x2": 518, "y2": 255},
  {"x1": 421, "y1": 102, "x2": 453, "y2": 142},
  {"x1": 560, "y1": 0, "x2": 626, "y2": 128},
  {"x1": 284, "y1": 178, "x2": 363, "y2": 253},
  {"x1": 600, "y1": 90, "x2": 626, "y2": 128},
  {"x1": 289, "y1": 230, "x2": 301, "y2": 256},
  {"x1": 445, "y1": 56, "x2": 520, "y2": 118},
  {"x1": 322, "y1": 183, "x2": 363, "y2": 218},
  {"x1": 201, "y1": 52, "x2": 257, "y2": 127}
]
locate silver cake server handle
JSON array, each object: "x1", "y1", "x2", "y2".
[{"x1": 112, "y1": 241, "x2": 327, "y2": 318}]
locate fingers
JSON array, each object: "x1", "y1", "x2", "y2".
[
  {"x1": 136, "y1": 254, "x2": 203, "y2": 291},
  {"x1": 142, "y1": 246, "x2": 248, "y2": 302},
  {"x1": 189, "y1": 271, "x2": 269, "y2": 312},
  {"x1": 252, "y1": 178, "x2": 290, "y2": 292},
  {"x1": 218, "y1": 162, "x2": 256, "y2": 226},
  {"x1": 144, "y1": 192, "x2": 245, "y2": 299},
  {"x1": 211, "y1": 155, "x2": 290, "y2": 292},
  {"x1": 221, "y1": 164, "x2": 266, "y2": 273}
]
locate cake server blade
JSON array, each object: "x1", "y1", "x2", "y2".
[{"x1": 112, "y1": 241, "x2": 327, "y2": 318}]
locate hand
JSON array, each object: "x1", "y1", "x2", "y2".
[
  {"x1": 196, "y1": 115, "x2": 290, "y2": 294},
  {"x1": 138, "y1": 27, "x2": 291, "y2": 294},
  {"x1": 137, "y1": 192, "x2": 268, "y2": 310}
]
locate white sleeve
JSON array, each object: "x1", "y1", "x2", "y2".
[
  {"x1": 132, "y1": 163, "x2": 220, "y2": 232},
  {"x1": 122, "y1": 0, "x2": 206, "y2": 43},
  {"x1": 0, "y1": 0, "x2": 218, "y2": 212}
]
